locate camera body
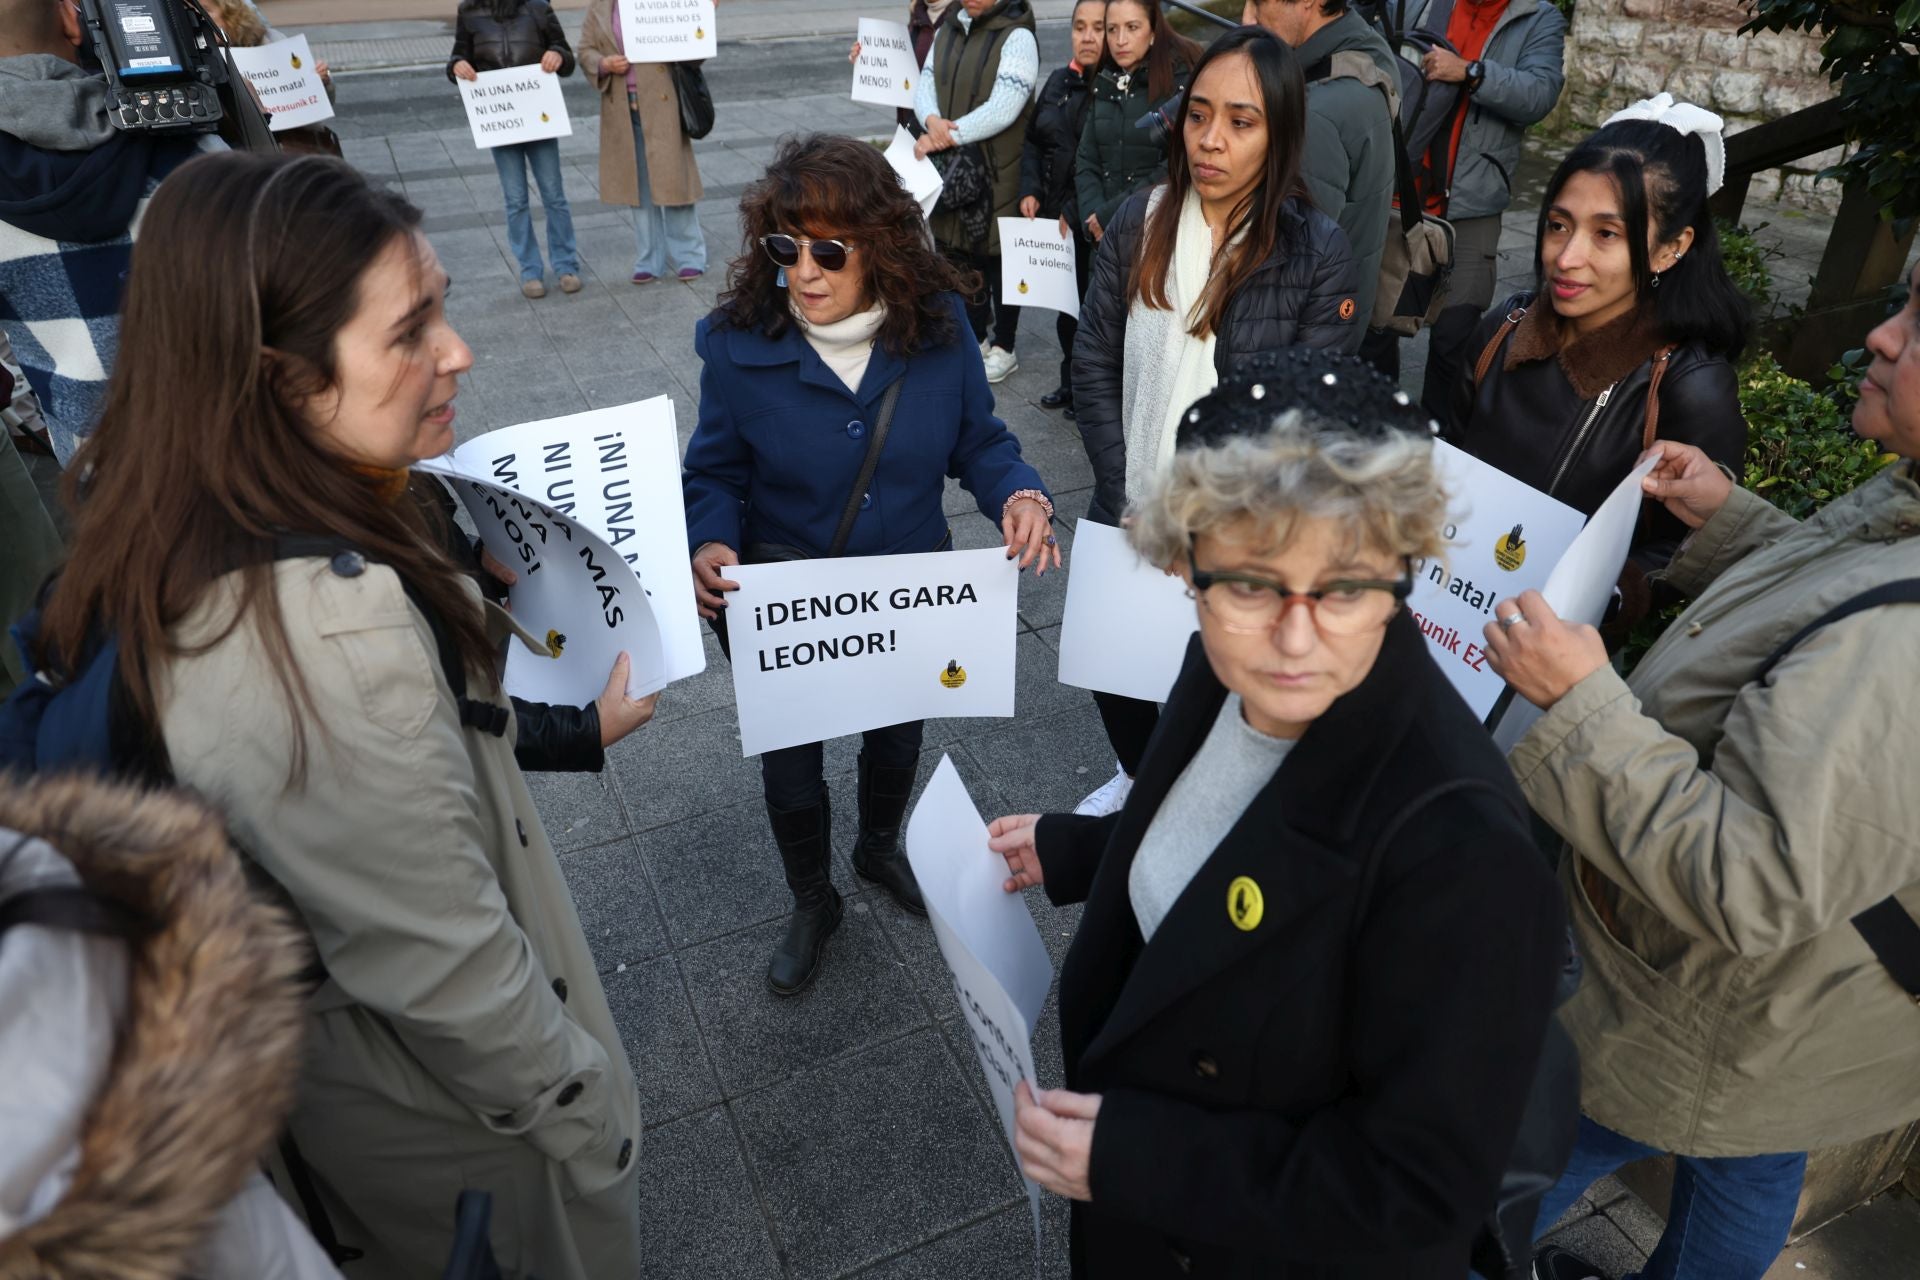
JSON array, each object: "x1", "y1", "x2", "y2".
[{"x1": 79, "y1": 0, "x2": 230, "y2": 131}]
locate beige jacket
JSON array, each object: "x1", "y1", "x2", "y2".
[
  {"x1": 1511, "y1": 465, "x2": 1920, "y2": 1156},
  {"x1": 157, "y1": 557, "x2": 641, "y2": 1280},
  {"x1": 577, "y1": 0, "x2": 704, "y2": 208}
]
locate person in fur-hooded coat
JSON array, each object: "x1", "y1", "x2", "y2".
[{"x1": 0, "y1": 775, "x2": 340, "y2": 1280}]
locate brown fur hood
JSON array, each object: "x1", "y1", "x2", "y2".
[
  {"x1": 0, "y1": 777, "x2": 310, "y2": 1280},
  {"x1": 1504, "y1": 300, "x2": 1670, "y2": 401}
]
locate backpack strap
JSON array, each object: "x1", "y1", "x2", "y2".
[
  {"x1": 270, "y1": 535, "x2": 508, "y2": 739},
  {"x1": 1756, "y1": 578, "x2": 1920, "y2": 1002},
  {"x1": 1306, "y1": 53, "x2": 1419, "y2": 248}
]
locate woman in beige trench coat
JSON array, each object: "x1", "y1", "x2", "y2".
[
  {"x1": 579, "y1": 0, "x2": 709, "y2": 282},
  {"x1": 29, "y1": 151, "x2": 645, "y2": 1280}
]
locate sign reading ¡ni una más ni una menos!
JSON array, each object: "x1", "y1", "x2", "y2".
[
  {"x1": 905, "y1": 755, "x2": 1055, "y2": 1252},
  {"x1": 851, "y1": 18, "x2": 918, "y2": 109},
  {"x1": 420, "y1": 466, "x2": 670, "y2": 703},
  {"x1": 724, "y1": 548, "x2": 1018, "y2": 756},
  {"x1": 1410, "y1": 441, "x2": 1586, "y2": 719},
  {"x1": 436, "y1": 398, "x2": 708, "y2": 690},
  {"x1": 997, "y1": 217, "x2": 1080, "y2": 319},
  {"x1": 458, "y1": 65, "x2": 571, "y2": 149},
  {"x1": 227, "y1": 35, "x2": 334, "y2": 132},
  {"x1": 618, "y1": 0, "x2": 717, "y2": 62}
]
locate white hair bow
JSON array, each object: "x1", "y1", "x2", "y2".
[{"x1": 1603, "y1": 92, "x2": 1726, "y2": 196}]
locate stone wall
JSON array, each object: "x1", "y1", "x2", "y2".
[{"x1": 1556, "y1": 0, "x2": 1844, "y2": 213}]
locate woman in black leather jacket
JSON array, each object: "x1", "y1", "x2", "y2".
[
  {"x1": 1068, "y1": 27, "x2": 1360, "y2": 817},
  {"x1": 448, "y1": 1, "x2": 580, "y2": 299},
  {"x1": 1444, "y1": 102, "x2": 1750, "y2": 631}
]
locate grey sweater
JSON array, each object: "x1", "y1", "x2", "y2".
[{"x1": 1129, "y1": 693, "x2": 1296, "y2": 941}]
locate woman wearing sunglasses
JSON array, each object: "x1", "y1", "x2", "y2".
[
  {"x1": 988, "y1": 350, "x2": 1567, "y2": 1277},
  {"x1": 683, "y1": 134, "x2": 1058, "y2": 997}
]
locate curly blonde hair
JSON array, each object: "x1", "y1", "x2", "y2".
[{"x1": 1127, "y1": 409, "x2": 1450, "y2": 570}]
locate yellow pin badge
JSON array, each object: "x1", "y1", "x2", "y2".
[
  {"x1": 939, "y1": 660, "x2": 967, "y2": 689},
  {"x1": 1493, "y1": 522, "x2": 1527, "y2": 571},
  {"x1": 1227, "y1": 876, "x2": 1263, "y2": 931}
]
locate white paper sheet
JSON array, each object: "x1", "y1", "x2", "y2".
[
  {"x1": 851, "y1": 18, "x2": 918, "y2": 109},
  {"x1": 228, "y1": 36, "x2": 334, "y2": 132},
  {"x1": 905, "y1": 755, "x2": 1054, "y2": 1254},
  {"x1": 1490, "y1": 454, "x2": 1660, "y2": 751},
  {"x1": 883, "y1": 125, "x2": 943, "y2": 218},
  {"x1": 458, "y1": 65, "x2": 571, "y2": 149},
  {"x1": 725, "y1": 549, "x2": 1018, "y2": 756},
  {"x1": 1055, "y1": 521, "x2": 1197, "y2": 702},
  {"x1": 998, "y1": 217, "x2": 1080, "y2": 319}
]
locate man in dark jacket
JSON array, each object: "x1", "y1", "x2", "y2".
[
  {"x1": 0, "y1": 0, "x2": 217, "y2": 464},
  {"x1": 1246, "y1": 0, "x2": 1399, "y2": 329},
  {"x1": 1017, "y1": 0, "x2": 1103, "y2": 415}
]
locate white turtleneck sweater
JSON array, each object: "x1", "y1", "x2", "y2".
[{"x1": 793, "y1": 302, "x2": 886, "y2": 395}]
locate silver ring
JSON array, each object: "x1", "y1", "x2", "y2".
[{"x1": 1498, "y1": 612, "x2": 1526, "y2": 629}]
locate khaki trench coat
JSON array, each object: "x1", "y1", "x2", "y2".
[
  {"x1": 578, "y1": 0, "x2": 703, "y2": 208},
  {"x1": 157, "y1": 557, "x2": 642, "y2": 1280},
  {"x1": 1510, "y1": 464, "x2": 1920, "y2": 1157}
]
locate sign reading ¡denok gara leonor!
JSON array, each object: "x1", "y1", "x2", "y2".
[{"x1": 724, "y1": 548, "x2": 1018, "y2": 756}]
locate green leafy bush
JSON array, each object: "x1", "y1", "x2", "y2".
[{"x1": 1739, "y1": 351, "x2": 1892, "y2": 519}]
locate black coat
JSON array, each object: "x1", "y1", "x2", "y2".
[
  {"x1": 1074, "y1": 62, "x2": 1188, "y2": 236},
  {"x1": 447, "y1": 0, "x2": 575, "y2": 81},
  {"x1": 1072, "y1": 188, "x2": 1363, "y2": 521},
  {"x1": 1020, "y1": 64, "x2": 1094, "y2": 223},
  {"x1": 1444, "y1": 293, "x2": 1749, "y2": 576},
  {"x1": 1035, "y1": 618, "x2": 1568, "y2": 1278}
]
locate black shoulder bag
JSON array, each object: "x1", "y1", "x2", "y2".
[
  {"x1": 670, "y1": 61, "x2": 715, "y2": 140},
  {"x1": 1758, "y1": 578, "x2": 1920, "y2": 1001}
]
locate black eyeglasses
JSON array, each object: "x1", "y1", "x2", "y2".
[
  {"x1": 759, "y1": 234, "x2": 855, "y2": 273},
  {"x1": 1186, "y1": 550, "x2": 1413, "y2": 636}
]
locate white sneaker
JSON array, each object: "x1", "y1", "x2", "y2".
[
  {"x1": 1074, "y1": 764, "x2": 1133, "y2": 817},
  {"x1": 982, "y1": 345, "x2": 1019, "y2": 384},
  {"x1": 979, "y1": 337, "x2": 992, "y2": 359}
]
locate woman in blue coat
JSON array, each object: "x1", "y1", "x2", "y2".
[{"x1": 684, "y1": 134, "x2": 1059, "y2": 996}]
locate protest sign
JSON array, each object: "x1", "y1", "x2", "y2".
[
  {"x1": 905, "y1": 755, "x2": 1054, "y2": 1248},
  {"x1": 425, "y1": 468, "x2": 669, "y2": 703},
  {"x1": 1411, "y1": 442, "x2": 1585, "y2": 719},
  {"x1": 1490, "y1": 454, "x2": 1660, "y2": 750},
  {"x1": 725, "y1": 548, "x2": 1018, "y2": 756},
  {"x1": 459, "y1": 65, "x2": 570, "y2": 149},
  {"x1": 883, "y1": 125, "x2": 943, "y2": 218},
  {"x1": 436, "y1": 399, "x2": 707, "y2": 689},
  {"x1": 618, "y1": 0, "x2": 718, "y2": 62},
  {"x1": 1056, "y1": 520, "x2": 1197, "y2": 702},
  {"x1": 997, "y1": 217, "x2": 1080, "y2": 319},
  {"x1": 228, "y1": 36, "x2": 333, "y2": 132},
  {"x1": 851, "y1": 18, "x2": 917, "y2": 110}
]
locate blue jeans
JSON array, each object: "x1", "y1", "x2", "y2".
[
  {"x1": 491, "y1": 138, "x2": 578, "y2": 282},
  {"x1": 1533, "y1": 1115, "x2": 1807, "y2": 1280},
  {"x1": 628, "y1": 109, "x2": 706, "y2": 277}
]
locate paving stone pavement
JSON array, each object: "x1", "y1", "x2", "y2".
[{"x1": 301, "y1": 23, "x2": 1918, "y2": 1280}]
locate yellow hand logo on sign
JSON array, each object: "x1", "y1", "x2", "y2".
[
  {"x1": 540, "y1": 112, "x2": 551, "y2": 122},
  {"x1": 939, "y1": 660, "x2": 967, "y2": 689},
  {"x1": 695, "y1": 26, "x2": 706, "y2": 39},
  {"x1": 290, "y1": 53, "x2": 303, "y2": 70},
  {"x1": 545, "y1": 629, "x2": 567, "y2": 657},
  {"x1": 1493, "y1": 523, "x2": 1527, "y2": 571},
  {"x1": 1017, "y1": 280, "x2": 1029, "y2": 295}
]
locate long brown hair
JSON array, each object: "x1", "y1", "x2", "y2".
[
  {"x1": 1127, "y1": 27, "x2": 1310, "y2": 339},
  {"x1": 39, "y1": 153, "x2": 495, "y2": 777},
  {"x1": 715, "y1": 134, "x2": 977, "y2": 357},
  {"x1": 1102, "y1": 0, "x2": 1202, "y2": 105}
]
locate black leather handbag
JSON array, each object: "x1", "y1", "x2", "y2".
[{"x1": 669, "y1": 61, "x2": 715, "y2": 141}]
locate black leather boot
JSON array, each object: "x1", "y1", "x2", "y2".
[
  {"x1": 852, "y1": 753, "x2": 927, "y2": 915},
  {"x1": 766, "y1": 792, "x2": 843, "y2": 995}
]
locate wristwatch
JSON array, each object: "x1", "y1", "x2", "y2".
[{"x1": 1465, "y1": 59, "x2": 1486, "y2": 93}]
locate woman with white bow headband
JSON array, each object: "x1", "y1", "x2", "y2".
[{"x1": 1438, "y1": 93, "x2": 1751, "y2": 646}]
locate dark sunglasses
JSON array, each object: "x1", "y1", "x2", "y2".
[{"x1": 760, "y1": 234, "x2": 854, "y2": 273}]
